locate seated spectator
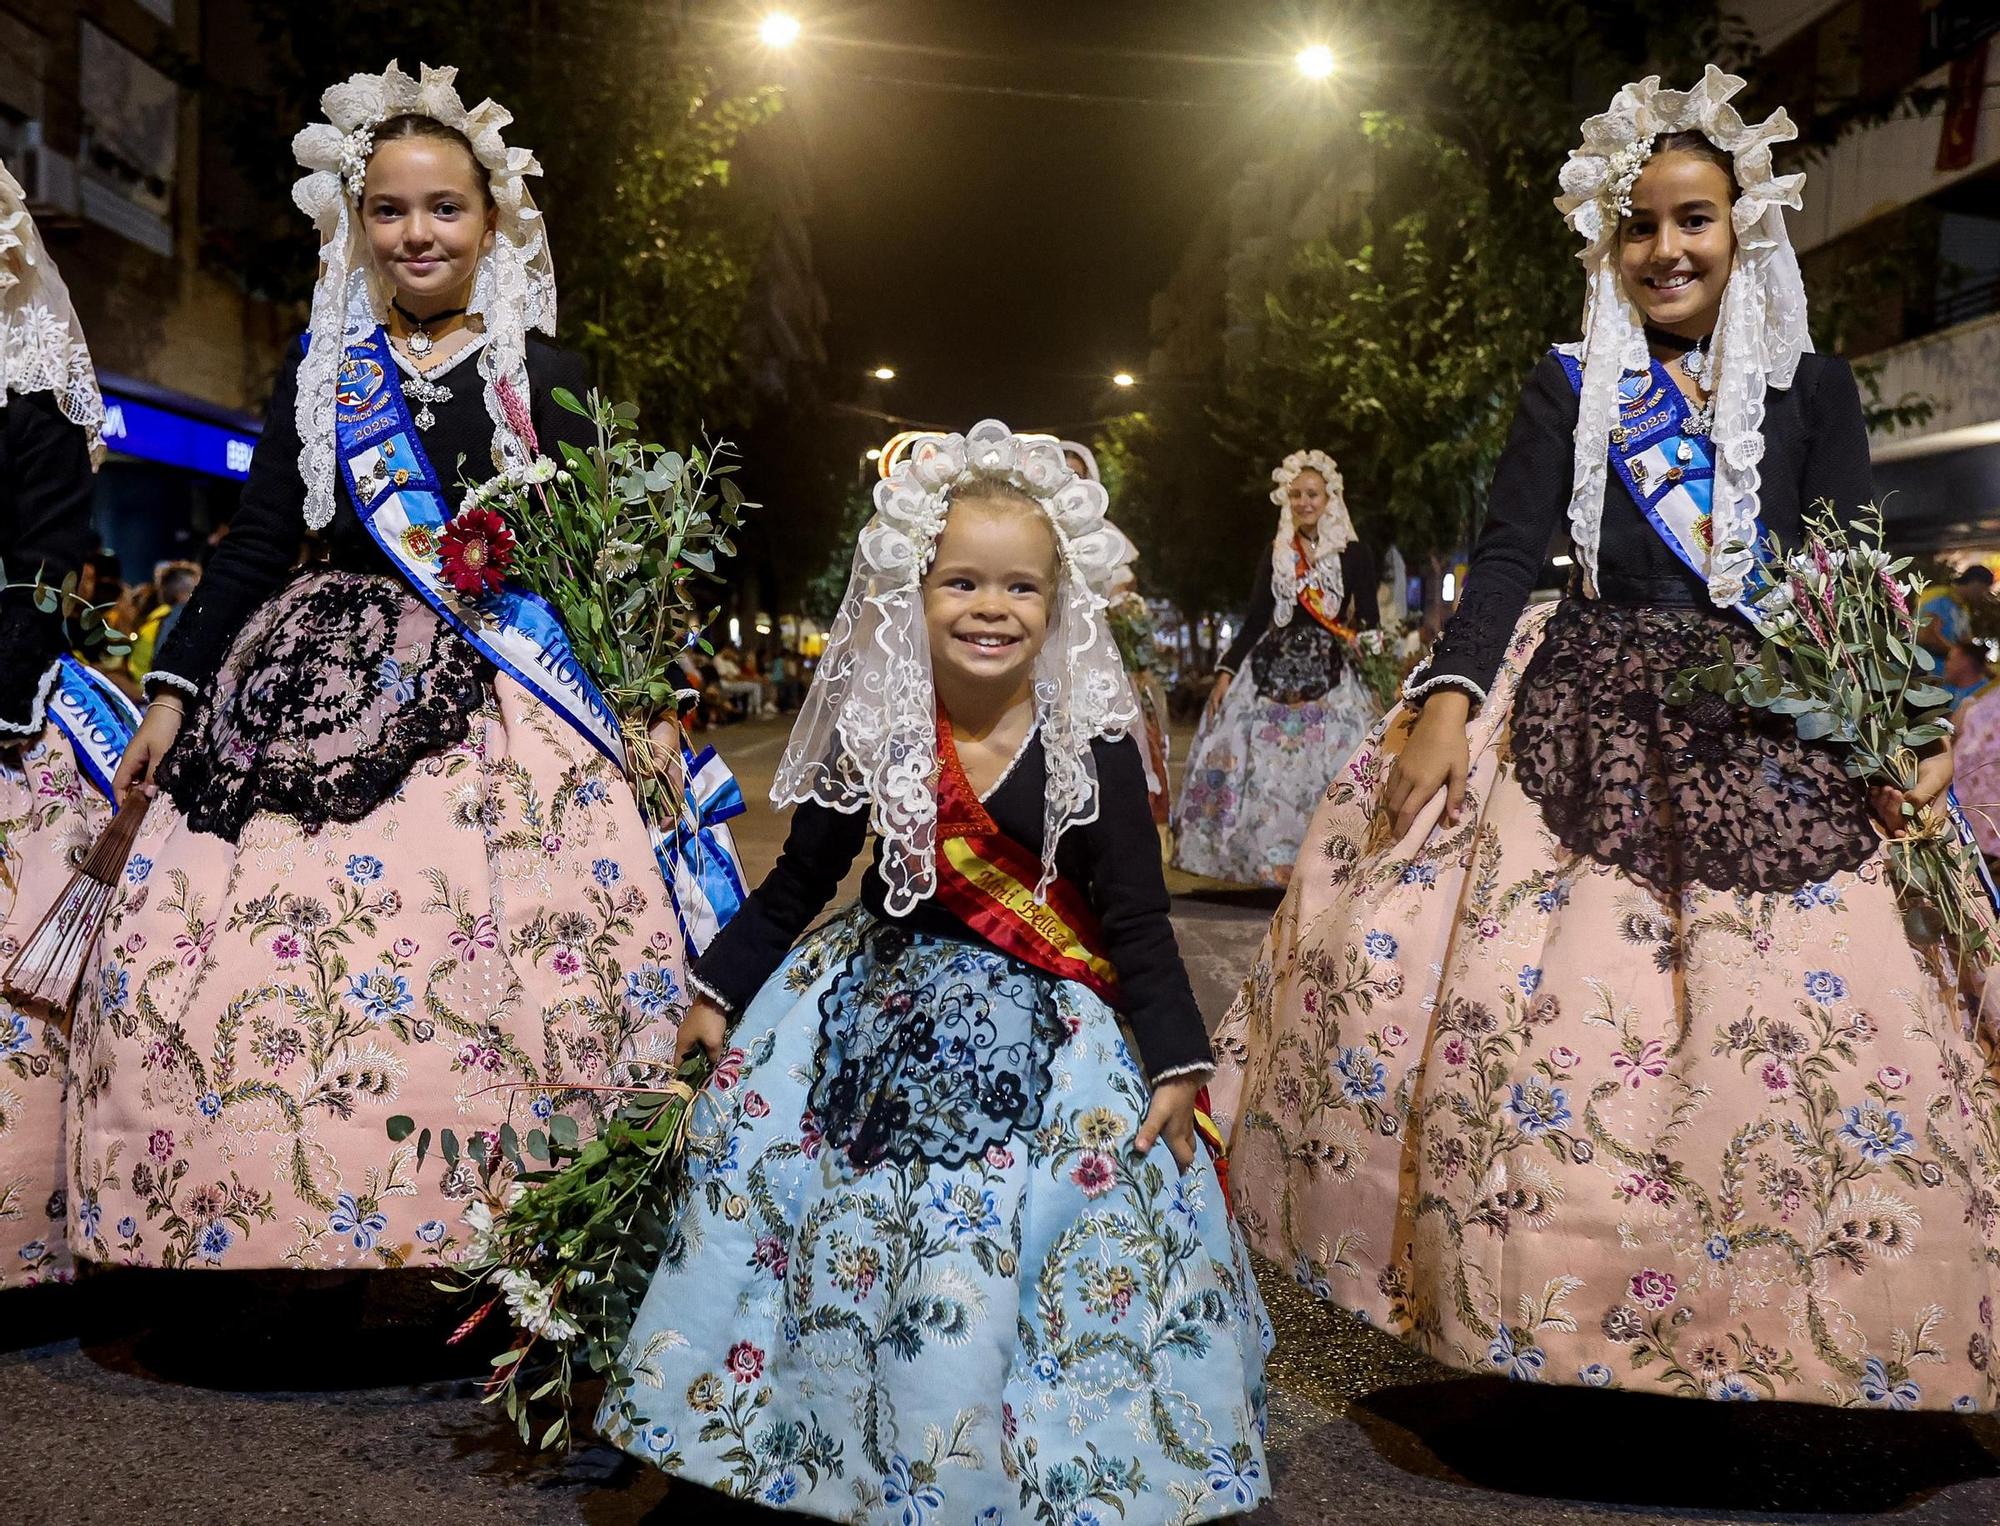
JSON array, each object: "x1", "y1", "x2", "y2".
[{"x1": 712, "y1": 645, "x2": 764, "y2": 719}]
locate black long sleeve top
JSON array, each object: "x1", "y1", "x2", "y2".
[
  {"x1": 148, "y1": 333, "x2": 592, "y2": 699},
  {"x1": 1218, "y1": 537, "x2": 1380, "y2": 675},
  {"x1": 693, "y1": 731, "x2": 1216, "y2": 1082},
  {"x1": 1416, "y1": 350, "x2": 1875, "y2": 702},
  {"x1": 0, "y1": 388, "x2": 97, "y2": 734}
]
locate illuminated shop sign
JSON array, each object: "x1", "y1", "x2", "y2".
[{"x1": 101, "y1": 391, "x2": 258, "y2": 479}]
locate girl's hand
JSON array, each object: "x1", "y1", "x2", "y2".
[
  {"x1": 1380, "y1": 689, "x2": 1472, "y2": 840},
  {"x1": 1203, "y1": 672, "x2": 1232, "y2": 724},
  {"x1": 1134, "y1": 1075, "x2": 1205, "y2": 1171},
  {"x1": 1872, "y1": 739, "x2": 1955, "y2": 833},
  {"x1": 675, "y1": 997, "x2": 728, "y2": 1068},
  {"x1": 113, "y1": 700, "x2": 185, "y2": 799}
]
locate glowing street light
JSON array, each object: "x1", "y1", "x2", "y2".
[
  {"x1": 1295, "y1": 44, "x2": 1335, "y2": 80},
  {"x1": 864, "y1": 447, "x2": 882, "y2": 461},
  {"x1": 758, "y1": 12, "x2": 802, "y2": 48},
  {"x1": 871, "y1": 365, "x2": 897, "y2": 381},
  {"x1": 1111, "y1": 371, "x2": 1136, "y2": 388}
]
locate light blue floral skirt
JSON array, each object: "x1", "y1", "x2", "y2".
[{"x1": 601, "y1": 907, "x2": 1272, "y2": 1523}]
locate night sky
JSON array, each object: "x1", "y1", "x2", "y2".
[{"x1": 772, "y1": 1, "x2": 1351, "y2": 436}]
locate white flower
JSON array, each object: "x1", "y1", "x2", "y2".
[
  {"x1": 525, "y1": 456, "x2": 558, "y2": 484},
  {"x1": 596, "y1": 539, "x2": 643, "y2": 577}
]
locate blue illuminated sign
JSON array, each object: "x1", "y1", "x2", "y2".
[{"x1": 100, "y1": 391, "x2": 258, "y2": 479}]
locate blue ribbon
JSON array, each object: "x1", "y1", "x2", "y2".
[
  {"x1": 655, "y1": 743, "x2": 748, "y2": 955},
  {"x1": 46, "y1": 654, "x2": 139, "y2": 803},
  {"x1": 1555, "y1": 349, "x2": 1766, "y2": 621}
]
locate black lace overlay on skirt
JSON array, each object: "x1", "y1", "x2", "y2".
[
  {"x1": 159, "y1": 570, "x2": 490, "y2": 842},
  {"x1": 1249, "y1": 618, "x2": 1345, "y2": 703},
  {"x1": 1509, "y1": 599, "x2": 1876, "y2": 896},
  {"x1": 809, "y1": 919, "x2": 1069, "y2": 1171}
]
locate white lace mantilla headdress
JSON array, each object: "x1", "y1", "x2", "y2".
[
  {"x1": 1556, "y1": 64, "x2": 1808, "y2": 606},
  {"x1": 776, "y1": 418, "x2": 1139, "y2": 915},
  {"x1": 0, "y1": 159, "x2": 104, "y2": 464},
  {"x1": 290, "y1": 61, "x2": 555, "y2": 530},
  {"x1": 1269, "y1": 447, "x2": 1355, "y2": 625}
]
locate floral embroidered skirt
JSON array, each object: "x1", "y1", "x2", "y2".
[
  {"x1": 0, "y1": 723, "x2": 111, "y2": 1288},
  {"x1": 65, "y1": 586, "x2": 688, "y2": 1271},
  {"x1": 1211, "y1": 598, "x2": 2000, "y2": 1412},
  {"x1": 1172, "y1": 646, "x2": 1380, "y2": 886},
  {"x1": 600, "y1": 908, "x2": 1271, "y2": 1523}
]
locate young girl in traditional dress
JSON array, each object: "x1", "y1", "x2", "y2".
[
  {"x1": 602, "y1": 420, "x2": 1269, "y2": 1522},
  {"x1": 71, "y1": 63, "x2": 687, "y2": 1275},
  {"x1": 1173, "y1": 450, "x2": 1379, "y2": 886},
  {"x1": 0, "y1": 159, "x2": 137, "y2": 1291},
  {"x1": 1213, "y1": 67, "x2": 2000, "y2": 1412}
]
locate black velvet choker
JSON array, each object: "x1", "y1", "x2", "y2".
[{"x1": 1642, "y1": 324, "x2": 1710, "y2": 356}]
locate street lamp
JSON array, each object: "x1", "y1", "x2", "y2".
[
  {"x1": 871, "y1": 365, "x2": 897, "y2": 381},
  {"x1": 1111, "y1": 371, "x2": 1136, "y2": 388},
  {"x1": 864, "y1": 447, "x2": 882, "y2": 461},
  {"x1": 758, "y1": 12, "x2": 802, "y2": 48},
  {"x1": 1295, "y1": 44, "x2": 1335, "y2": 80}
]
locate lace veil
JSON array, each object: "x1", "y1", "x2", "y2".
[
  {"x1": 1269, "y1": 447, "x2": 1355, "y2": 626},
  {"x1": 290, "y1": 61, "x2": 556, "y2": 530},
  {"x1": 0, "y1": 159, "x2": 104, "y2": 463},
  {"x1": 777, "y1": 419, "x2": 1139, "y2": 914},
  {"x1": 1556, "y1": 65, "x2": 1809, "y2": 606}
]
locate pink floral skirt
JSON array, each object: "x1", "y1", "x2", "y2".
[
  {"x1": 65, "y1": 672, "x2": 688, "y2": 1271},
  {"x1": 1211, "y1": 600, "x2": 2000, "y2": 1412},
  {"x1": 0, "y1": 723, "x2": 109, "y2": 1287}
]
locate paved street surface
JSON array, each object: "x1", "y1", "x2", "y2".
[{"x1": 6, "y1": 712, "x2": 2000, "y2": 1524}]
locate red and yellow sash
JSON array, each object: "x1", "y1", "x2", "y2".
[
  {"x1": 931, "y1": 713, "x2": 1227, "y2": 1184},
  {"x1": 1291, "y1": 536, "x2": 1352, "y2": 640}
]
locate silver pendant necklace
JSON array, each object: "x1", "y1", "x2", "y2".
[
  {"x1": 1678, "y1": 333, "x2": 1712, "y2": 387},
  {"x1": 391, "y1": 299, "x2": 468, "y2": 362},
  {"x1": 404, "y1": 373, "x2": 452, "y2": 431}
]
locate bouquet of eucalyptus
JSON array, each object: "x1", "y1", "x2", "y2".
[
  {"x1": 447, "y1": 385, "x2": 747, "y2": 829},
  {"x1": 388, "y1": 1062, "x2": 705, "y2": 1450},
  {"x1": 1669, "y1": 502, "x2": 1994, "y2": 957}
]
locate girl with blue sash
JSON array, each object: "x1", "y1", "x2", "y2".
[
  {"x1": 1213, "y1": 69, "x2": 2000, "y2": 1412},
  {"x1": 70, "y1": 64, "x2": 689, "y2": 1292},
  {"x1": 0, "y1": 158, "x2": 136, "y2": 1293}
]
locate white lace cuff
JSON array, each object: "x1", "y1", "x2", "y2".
[
  {"x1": 143, "y1": 670, "x2": 200, "y2": 701},
  {"x1": 0, "y1": 659, "x2": 62, "y2": 738},
  {"x1": 1401, "y1": 665, "x2": 1487, "y2": 708},
  {"x1": 1149, "y1": 1059, "x2": 1216, "y2": 1086}
]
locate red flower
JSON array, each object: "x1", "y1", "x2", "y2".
[
  {"x1": 1070, "y1": 1151, "x2": 1117, "y2": 1198},
  {"x1": 438, "y1": 506, "x2": 515, "y2": 596},
  {"x1": 725, "y1": 1340, "x2": 765, "y2": 1383}
]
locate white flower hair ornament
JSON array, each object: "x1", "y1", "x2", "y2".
[
  {"x1": 290, "y1": 61, "x2": 556, "y2": 531},
  {"x1": 0, "y1": 158, "x2": 104, "y2": 463},
  {"x1": 1269, "y1": 447, "x2": 1356, "y2": 626},
  {"x1": 1555, "y1": 64, "x2": 1809, "y2": 607},
  {"x1": 774, "y1": 418, "x2": 1140, "y2": 915}
]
